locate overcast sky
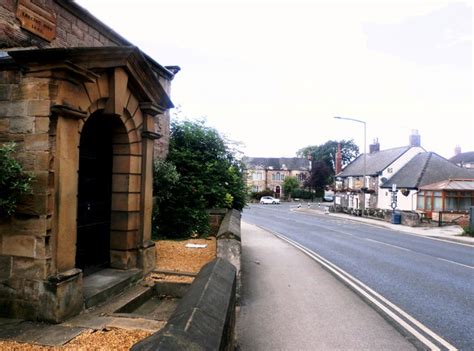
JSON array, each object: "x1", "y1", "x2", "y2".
[{"x1": 76, "y1": 0, "x2": 472, "y2": 159}]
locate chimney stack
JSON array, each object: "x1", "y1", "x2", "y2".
[
  {"x1": 409, "y1": 129, "x2": 421, "y2": 147},
  {"x1": 454, "y1": 145, "x2": 461, "y2": 155},
  {"x1": 335, "y1": 143, "x2": 342, "y2": 174},
  {"x1": 369, "y1": 138, "x2": 380, "y2": 154}
]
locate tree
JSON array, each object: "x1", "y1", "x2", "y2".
[
  {"x1": 297, "y1": 139, "x2": 359, "y2": 172},
  {"x1": 297, "y1": 139, "x2": 359, "y2": 188},
  {"x1": 153, "y1": 119, "x2": 247, "y2": 238},
  {"x1": 304, "y1": 160, "x2": 331, "y2": 197},
  {"x1": 282, "y1": 176, "x2": 299, "y2": 200}
]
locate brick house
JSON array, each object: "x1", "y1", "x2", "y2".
[
  {"x1": 243, "y1": 157, "x2": 310, "y2": 198},
  {"x1": 0, "y1": 0, "x2": 177, "y2": 322}
]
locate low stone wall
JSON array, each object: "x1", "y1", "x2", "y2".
[
  {"x1": 131, "y1": 258, "x2": 237, "y2": 351},
  {"x1": 216, "y1": 209, "x2": 242, "y2": 301}
]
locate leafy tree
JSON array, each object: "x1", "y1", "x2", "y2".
[
  {"x1": 282, "y1": 176, "x2": 299, "y2": 200},
  {"x1": 0, "y1": 142, "x2": 33, "y2": 217},
  {"x1": 297, "y1": 139, "x2": 359, "y2": 189},
  {"x1": 297, "y1": 139, "x2": 359, "y2": 173},
  {"x1": 153, "y1": 119, "x2": 247, "y2": 238},
  {"x1": 304, "y1": 160, "x2": 331, "y2": 197}
]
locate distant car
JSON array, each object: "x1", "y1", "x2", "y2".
[{"x1": 260, "y1": 196, "x2": 280, "y2": 204}]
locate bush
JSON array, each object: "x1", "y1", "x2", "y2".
[
  {"x1": 0, "y1": 142, "x2": 33, "y2": 217},
  {"x1": 462, "y1": 226, "x2": 474, "y2": 237},
  {"x1": 290, "y1": 189, "x2": 314, "y2": 200},
  {"x1": 152, "y1": 120, "x2": 247, "y2": 239},
  {"x1": 250, "y1": 189, "x2": 274, "y2": 200}
]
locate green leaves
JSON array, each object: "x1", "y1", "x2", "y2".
[
  {"x1": 0, "y1": 142, "x2": 33, "y2": 217},
  {"x1": 152, "y1": 119, "x2": 247, "y2": 239}
]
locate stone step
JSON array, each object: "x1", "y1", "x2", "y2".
[{"x1": 83, "y1": 268, "x2": 142, "y2": 309}]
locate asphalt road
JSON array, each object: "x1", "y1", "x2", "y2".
[{"x1": 243, "y1": 203, "x2": 474, "y2": 350}]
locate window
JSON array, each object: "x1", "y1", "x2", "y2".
[
  {"x1": 252, "y1": 185, "x2": 259, "y2": 192},
  {"x1": 298, "y1": 173, "x2": 306, "y2": 181},
  {"x1": 417, "y1": 192, "x2": 425, "y2": 210},
  {"x1": 433, "y1": 191, "x2": 442, "y2": 210},
  {"x1": 272, "y1": 172, "x2": 282, "y2": 181},
  {"x1": 252, "y1": 172, "x2": 262, "y2": 181},
  {"x1": 420, "y1": 190, "x2": 474, "y2": 212}
]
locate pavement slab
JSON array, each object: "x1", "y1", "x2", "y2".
[{"x1": 236, "y1": 221, "x2": 416, "y2": 350}]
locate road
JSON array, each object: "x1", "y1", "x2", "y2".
[{"x1": 242, "y1": 203, "x2": 474, "y2": 350}]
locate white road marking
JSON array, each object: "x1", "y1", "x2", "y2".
[
  {"x1": 364, "y1": 238, "x2": 411, "y2": 252},
  {"x1": 272, "y1": 231, "x2": 458, "y2": 351},
  {"x1": 437, "y1": 258, "x2": 474, "y2": 270}
]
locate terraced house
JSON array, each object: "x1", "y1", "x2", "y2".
[
  {"x1": 0, "y1": 0, "x2": 178, "y2": 322},
  {"x1": 243, "y1": 157, "x2": 310, "y2": 198}
]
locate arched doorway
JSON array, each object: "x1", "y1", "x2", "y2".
[
  {"x1": 275, "y1": 186, "x2": 281, "y2": 198},
  {"x1": 76, "y1": 112, "x2": 114, "y2": 275}
]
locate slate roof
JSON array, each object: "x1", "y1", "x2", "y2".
[
  {"x1": 381, "y1": 152, "x2": 474, "y2": 189},
  {"x1": 337, "y1": 146, "x2": 411, "y2": 177},
  {"x1": 449, "y1": 151, "x2": 474, "y2": 165},
  {"x1": 242, "y1": 157, "x2": 310, "y2": 171},
  {"x1": 420, "y1": 179, "x2": 474, "y2": 191}
]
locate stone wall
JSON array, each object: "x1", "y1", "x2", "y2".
[
  {"x1": 0, "y1": 1, "x2": 176, "y2": 322},
  {"x1": 1, "y1": 0, "x2": 124, "y2": 49}
]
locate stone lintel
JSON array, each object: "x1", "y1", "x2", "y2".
[{"x1": 50, "y1": 104, "x2": 87, "y2": 119}]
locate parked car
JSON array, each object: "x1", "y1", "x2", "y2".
[{"x1": 260, "y1": 196, "x2": 280, "y2": 204}]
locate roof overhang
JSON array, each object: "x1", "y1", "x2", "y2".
[{"x1": 4, "y1": 46, "x2": 176, "y2": 110}]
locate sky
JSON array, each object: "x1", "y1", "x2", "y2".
[{"x1": 76, "y1": 0, "x2": 473, "y2": 159}]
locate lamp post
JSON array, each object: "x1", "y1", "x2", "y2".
[{"x1": 334, "y1": 116, "x2": 367, "y2": 213}]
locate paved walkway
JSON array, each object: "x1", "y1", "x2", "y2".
[{"x1": 236, "y1": 222, "x2": 416, "y2": 350}]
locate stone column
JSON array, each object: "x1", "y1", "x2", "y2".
[{"x1": 138, "y1": 103, "x2": 162, "y2": 274}]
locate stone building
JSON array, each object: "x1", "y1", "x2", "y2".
[
  {"x1": 243, "y1": 157, "x2": 310, "y2": 198},
  {"x1": 0, "y1": 1, "x2": 178, "y2": 322}
]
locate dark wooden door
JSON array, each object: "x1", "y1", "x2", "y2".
[{"x1": 76, "y1": 113, "x2": 113, "y2": 275}]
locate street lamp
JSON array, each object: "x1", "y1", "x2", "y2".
[{"x1": 334, "y1": 116, "x2": 367, "y2": 213}]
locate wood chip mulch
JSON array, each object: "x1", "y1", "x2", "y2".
[{"x1": 0, "y1": 328, "x2": 152, "y2": 351}]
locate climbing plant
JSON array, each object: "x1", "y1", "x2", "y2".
[{"x1": 0, "y1": 142, "x2": 33, "y2": 217}]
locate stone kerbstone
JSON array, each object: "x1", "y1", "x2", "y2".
[{"x1": 216, "y1": 209, "x2": 241, "y2": 241}]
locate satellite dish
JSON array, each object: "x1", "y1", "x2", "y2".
[{"x1": 380, "y1": 177, "x2": 388, "y2": 183}]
